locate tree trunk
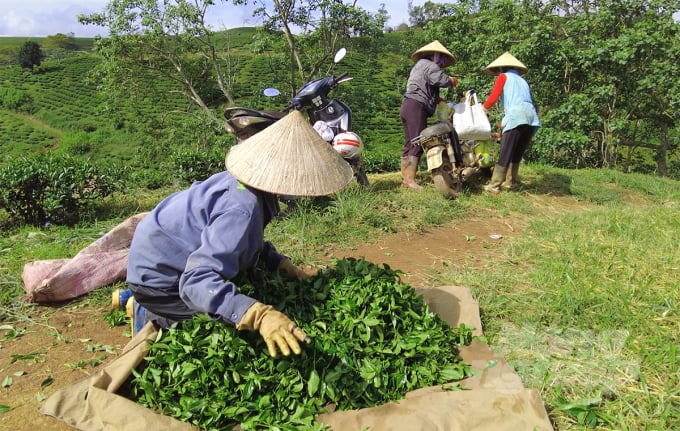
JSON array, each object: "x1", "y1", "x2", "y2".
[
  {"x1": 654, "y1": 124, "x2": 669, "y2": 177},
  {"x1": 272, "y1": 0, "x2": 305, "y2": 94}
]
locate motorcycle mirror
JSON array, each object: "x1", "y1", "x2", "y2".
[
  {"x1": 334, "y1": 48, "x2": 347, "y2": 64},
  {"x1": 263, "y1": 87, "x2": 280, "y2": 97}
]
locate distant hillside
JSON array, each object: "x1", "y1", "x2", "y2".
[
  {"x1": 0, "y1": 28, "x2": 410, "y2": 171},
  {"x1": 0, "y1": 36, "x2": 94, "y2": 51}
]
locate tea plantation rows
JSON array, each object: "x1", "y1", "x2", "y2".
[{"x1": 0, "y1": 29, "x2": 409, "y2": 173}]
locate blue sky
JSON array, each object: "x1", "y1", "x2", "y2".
[{"x1": 0, "y1": 1, "x2": 439, "y2": 37}]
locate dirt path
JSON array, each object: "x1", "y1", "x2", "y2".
[
  {"x1": 329, "y1": 210, "x2": 525, "y2": 287},
  {"x1": 0, "y1": 306, "x2": 129, "y2": 431},
  {"x1": 0, "y1": 209, "x2": 532, "y2": 431}
]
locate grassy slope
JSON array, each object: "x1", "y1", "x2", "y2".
[{"x1": 1, "y1": 167, "x2": 678, "y2": 430}]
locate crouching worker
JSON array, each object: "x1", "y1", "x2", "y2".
[{"x1": 118, "y1": 111, "x2": 353, "y2": 357}]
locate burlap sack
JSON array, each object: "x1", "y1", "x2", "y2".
[{"x1": 23, "y1": 212, "x2": 148, "y2": 302}]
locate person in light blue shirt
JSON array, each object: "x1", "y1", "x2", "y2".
[
  {"x1": 481, "y1": 52, "x2": 540, "y2": 194},
  {"x1": 123, "y1": 111, "x2": 353, "y2": 358}
]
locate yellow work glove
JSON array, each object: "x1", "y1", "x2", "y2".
[
  {"x1": 278, "y1": 258, "x2": 310, "y2": 280},
  {"x1": 236, "y1": 302, "x2": 311, "y2": 357}
]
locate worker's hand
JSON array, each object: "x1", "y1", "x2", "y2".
[
  {"x1": 236, "y1": 302, "x2": 311, "y2": 357},
  {"x1": 278, "y1": 258, "x2": 310, "y2": 280},
  {"x1": 450, "y1": 76, "x2": 458, "y2": 87}
]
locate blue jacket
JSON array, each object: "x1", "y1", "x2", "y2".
[
  {"x1": 498, "y1": 70, "x2": 541, "y2": 134},
  {"x1": 126, "y1": 171, "x2": 285, "y2": 325}
]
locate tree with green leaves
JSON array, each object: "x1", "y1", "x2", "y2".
[
  {"x1": 79, "y1": 0, "x2": 240, "y2": 129},
  {"x1": 17, "y1": 41, "x2": 44, "y2": 71},
  {"x1": 43, "y1": 33, "x2": 81, "y2": 61},
  {"x1": 233, "y1": 0, "x2": 387, "y2": 94},
  {"x1": 79, "y1": 0, "x2": 386, "y2": 129},
  {"x1": 408, "y1": 0, "x2": 456, "y2": 28},
  {"x1": 44, "y1": 33, "x2": 79, "y2": 51},
  {"x1": 415, "y1": 0, "x2": 680, "y2": 175}
]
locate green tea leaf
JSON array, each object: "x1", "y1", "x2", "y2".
[
  {"x1": 1, "y1": 376, "x2": 12, "y2": 388},
  {"x1": 131, "y1": 258, "x2": 473, "y2": 430},
  {"x1": 40, "y1": 377, "x2": 54, "y2": 388},
  {"x1": 307, "y1": 370, "x2": 320, "y2": 397}
]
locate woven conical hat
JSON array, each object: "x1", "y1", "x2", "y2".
[
  {"x1": 411, "y1": 40, "x2": 455, "y2": 68},
  {"x1": 225, "y1": 110, "x2": 353, "y2": 197},
  {"x1": 483, "y1": 52, "x2": 528, "y2": 75}
]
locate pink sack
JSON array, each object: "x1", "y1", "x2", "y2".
[{"x1": 23, "y1": 212, "x2": 148, "y2": 303}]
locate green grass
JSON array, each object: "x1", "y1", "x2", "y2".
[
  {"x1": 421, "y1": 168, "x2": 680, "y2": 430},
  {"x1": 1, "y1": 165, "x2": 679, "y2": 429}
]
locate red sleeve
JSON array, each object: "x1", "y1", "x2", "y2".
[{"x1": 483, "y1": 74, "x2": 506, "y2": 110}]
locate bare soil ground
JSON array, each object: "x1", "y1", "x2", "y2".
[{"x1": 0, "y1": 203, "x2": 541, "y2": 431}]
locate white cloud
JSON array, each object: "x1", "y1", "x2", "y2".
[
  {"x1": 2, "y1": 10, "x2": 36, "y2": 34},
  {"x1": 0, "y1": 0, "x2": 435, "y2": 37},
  {"x1": 0, "y1": 1, "x2": 109, "y2": 37}
]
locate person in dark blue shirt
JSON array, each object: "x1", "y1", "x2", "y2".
[{"x1": 123, "y1": 111, "x2": 353, "y2": 357}]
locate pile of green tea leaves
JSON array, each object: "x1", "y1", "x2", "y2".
[{"x1": 131, "y1": 258, "x2": 473, "y2": 431}]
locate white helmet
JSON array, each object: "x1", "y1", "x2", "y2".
[{"x1": 331, "y1": 131, "x2": 363, "y2": 159}]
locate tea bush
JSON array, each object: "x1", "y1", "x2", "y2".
[
  {"x1": 0, "y1": 154, "x2": 127, "y2": 226},
  {"x1": 129, "y1": 167, "x2": 174, "y2": 190},
  {"x1": 169, "y1": 146, "x2": 227, "y2": 185},
  {"x1": 363, "y1": 148, "x2": 400, "y2": 173},
  {"x1": 60, "y1": 131, "x2": 92, "y2": 155},
  {"x1": 132, "y1": 258, "x2": 473, "y2": 430},
  {"x1": 0, "y1": 86, "x2": 34, "y2": 113}
]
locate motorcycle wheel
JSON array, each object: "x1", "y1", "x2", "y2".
[{"x1": 431, "y1": 156, "x2": 462, "y2": 200}]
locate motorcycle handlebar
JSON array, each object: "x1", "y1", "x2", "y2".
[{"x1": 335, "y1": 72, "x2": 349, "y2": 82}]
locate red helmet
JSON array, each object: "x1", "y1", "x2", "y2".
[{"x1": 331, "y1": 132, "x2": 363, "y2": 159}]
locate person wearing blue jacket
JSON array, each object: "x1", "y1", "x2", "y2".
[
  {"x1": 121, "y1": 110, "x2": 353, "y2": 358},
  {"x1": 481, "y1": 52, "x2": 541, "y2": 194}
]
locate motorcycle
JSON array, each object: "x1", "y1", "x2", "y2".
[
  {"x1": 224, "y1": 48, "x2": 370, "y2": 188},
  {"x1": 411, "y1": 90, "x2": 498, "y2": 199}
]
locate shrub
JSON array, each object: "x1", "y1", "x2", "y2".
[
  {"x1": 364, "y1": 149, "x2": 400, "y2": 173},
  {"x1": 528, "y1": 128, "x2": 601, "y2": 169},
  {"x1": 130, "y1": 167, "x2": 173, "y2": 190},
  {"x1": 60, "y1": 131, "x2": 92, "y2": 155},
  {"x1": 169, "y1": 146, "x2": 226, "y2": 185},
  {"x1": 0, "y1": 154, "x2": 126, "y2": 226},
  {"x1": 0, "y1": 86, "x2": 34, "y2": 113}
]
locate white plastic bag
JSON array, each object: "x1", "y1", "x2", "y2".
[{"x1": 452, "y1": 91, "x2": 492, "y2": 140}]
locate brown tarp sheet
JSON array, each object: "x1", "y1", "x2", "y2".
[{"x1": 40, "y1": 285, "x2": 554, "y2": 431}]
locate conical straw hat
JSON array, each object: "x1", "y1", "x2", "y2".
[
  {"x1": 411, "y1": 40, "x2": 455, "y2": 68},
  {"x1": 225, "y1": 110, "x2": 353, "y2": 197},
  {"x1": 483, "y1": 52, "x2": 528, "y2": 75}
]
